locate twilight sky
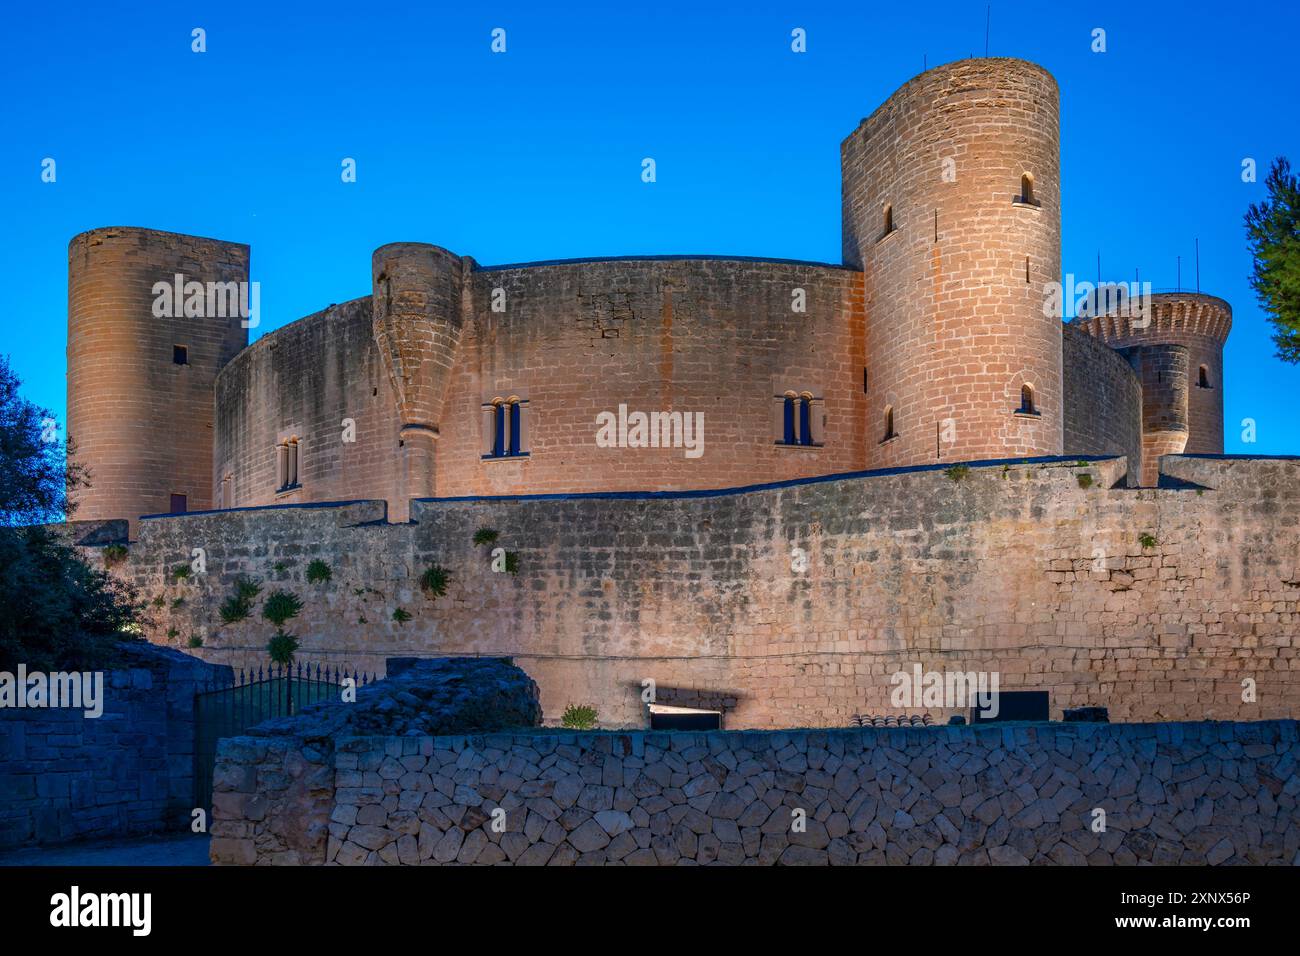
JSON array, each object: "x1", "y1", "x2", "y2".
[{"x1": 3, "y1": 0, "x2": 1297, "y2": 453}]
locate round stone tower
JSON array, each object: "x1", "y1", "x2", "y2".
[
  {"x1": 842, "y1": 58, "x2": 1062, "y2": 468},
  {"x1": 1070, "y1": 292, "x2": 1231, "y2": 486},
  {"x1": 370, "y1": 243, "x2": 469, "y2": 520},
  {"x1": 66, "y1": 227, "x2": 249, "y2": 531}
]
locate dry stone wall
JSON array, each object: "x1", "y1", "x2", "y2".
[{"x1": 212, "y1": 719, "x2": 1300, "y2": 865}]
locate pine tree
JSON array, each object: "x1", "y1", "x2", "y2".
[{"x1": 1245, "y1": 157, "x2": 1300, "y2": 363}]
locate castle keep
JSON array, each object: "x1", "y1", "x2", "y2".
[
  {"x1": 68, "y1": 59, "x2": 1230, "y2": 528},
  {"x1": 60, "y1": 58, "x2": 1286, "y2": 730}
]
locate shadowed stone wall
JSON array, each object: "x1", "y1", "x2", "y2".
[{"x1": 211, "y1": 719, "x2": 1300, "y2": 866}]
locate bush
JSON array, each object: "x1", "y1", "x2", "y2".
[
  {"x1": 306, "y1": 559, "x2": 332, "y2": 584},
  {"x1": 505, "y1": 551, "x2": 520, "y2": 575},
  {"x1": 1076, "y1": 473, "x2": 1094, "y2": 489},
  {"x1": 218, "y1": 578, "x2": 262, "y2": 624},
  {"x1": 1139, "y1": 532, "x2": 1158, "y2": 550},
  {"x1": 103, "y1": 544, "x2": 128, "y2": 567},
  {"x1": 186, "y1": 635, "x2": 203, "y2": 649},
  {"x1": 420, "y1": 564, "x2": 450, "y2": 598},
  {"x1": 392, "y1": 607, "x2": 412, "y2": 623},
  {"x1": 944, "y1": 464, "x2": 971, "y2": 482},
  {"x1": 172, "y1": 563, "x2": 191, "y2": 580},
  {"x1": 561, "y1": 704, "x2": 598, "y2": 730},
  {"x1": 473, "y1": 528, "x2": 499, "y2": 547},
  {"x1": 266, "y1": 631, "x2": 299, "y2": 665},
  {"x1": 262, "y1": 591, "x2": 304, "y2": 628},
  {"x1": 0, "y1": 526, "x2": 142, "y2": 671}
]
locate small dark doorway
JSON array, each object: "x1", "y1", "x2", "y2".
[
  {"x1": 649, "y1": 705, "x2": 721, "y2": 731},
  {"x1": 170, "y1": 493, "x2": 188, "y2": 514},
  {"x1": 969, "y1": 690, "x2": 1049, "y2": 723}
]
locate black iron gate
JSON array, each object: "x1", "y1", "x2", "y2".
[{"x1": 193, "y1": 662, "x2": 371, "y2": 811}]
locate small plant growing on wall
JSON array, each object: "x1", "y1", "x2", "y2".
[
  {"x1": 306, "y1": 559, "x2": 332, "y2": 584},
  {"x1": 187, "y1": 635, "x2": 203, "y2": 649},
  {"x1": 151, "y1": 595, "x2": 166, "y2": 609},
  {"x1": 392, "y1": 607, "x2": 412, "y2": 624},
  {"x1": 505, "y1": 551, "x2": 520, "y2": 575},
  {"x1": 944, "y1": 464, "x2": 971, "y2": 482},
  {"x1": 172, "y1": 563, "x2": 191, "y2": 581},
  {"x1": 561, "y1": 704, "x2": 598, "y2": 730},
  {"x1": 171, "y1": 596, "x2": 184, "y2": 609},
  {"x1": 473, "y1": 527, "x2": 499, "y2": 547},
  {"x1": 273, "y1": 561, "x2": 289, "y2": 573},
  {"x1": 1139, "y1": 532, "x2": 1158, "y2": 550},
  {"x1": 1076, "y1": 473, "x2": 1094, "y2": 489},
  {"x1": 262, "y1": 590, "x2": 303, "y2": 665},
  {"x1": 103, "y1": 544, "x2": 128, "y2": 568},
  {"x1": 267, "y1": 631, "x2": 300, "y2": 665},
  {"x1": 166, "y1": 626, "x2": 179, "y2": 640},
  {"x1": 219, "y1": 578, "x2": 261, "y2": 624},
  {"x1": 420, "y1": 564, "x2": 450, "y2": 599}
]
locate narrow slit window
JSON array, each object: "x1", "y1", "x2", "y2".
[
  {"x1": 509, "y1": 401, "x2": 521, "y2": 456},
  {"x1": 882, "y1": 406, "x2": 896, "y2": 443},
  {"x1": 173, "y1": 345, "x2": 188, "y2": 365},
  {"x1": 882, "y1": 204, "x2": 894, "y2": 238},
  {"x1": 782, "y1": 395, "x2": 796, "y2": 445},
  {"x1": 1198, "y1": 365, "x2": 1210, "y2": 388},
  {"x1": 492, "y1": 402, "x2": 506, "y2": 457},
  {"x1": 1019, "y1": 173, "x2": 1035, "y2": 205},
  {"x1": 1019, "y1": 384, "x2": 1037, "y2": 414},
  {"x1": 798, "y1": 396, "x2": 813, "y2": 446}
]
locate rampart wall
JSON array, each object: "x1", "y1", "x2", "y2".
[{"x1": 96, "y1": 455, "x2": 1300, "y2": 729}]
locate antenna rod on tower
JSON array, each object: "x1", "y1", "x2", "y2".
[
  {"x1": 985, "y1": 5, "x2": 991, "y2": 57},
  {"x1": 1195, "y1": 238, "x2": 1200, "y2": 292},
  {"x1": 1177, "y1": 256, "x2": 1182, "y2": 292}
]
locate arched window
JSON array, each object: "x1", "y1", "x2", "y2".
[
  {"x1": 882, "y1": 406, "x2": 896, "y2": 443},
  {"x1": 1019, "y1": 173, "x2": 1035, "y2": 205},
  {"x1": 276, "y1": 438, "x2": 300, "y2": 491},
  {"x1": 486, "y1": 397, "x2": 527, "y2": 458},
  {"x1": 799, "y1": 395, "x2": 813, "y2": 446},
  {"x1": 1019, "y1": 384, "x2": 1036, "y2": 415},
  {"x1": 882, "y1": 204, "x2": 894, "y2": 237},
  {"x1": 1198, "y1": 365, "x2": 1210, "y2": 388},
  {"x1": 782, "y1": 394, "x2": 796, "y2": 445}
]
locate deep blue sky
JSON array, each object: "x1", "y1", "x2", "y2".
[{"x1": 3, "y1": 1, "x2": 1297, "y2": 453}]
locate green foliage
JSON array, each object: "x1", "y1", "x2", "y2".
[
  {"x1": 166, "y1": 626, "x2": 179, "y2": 640},
  {"x1": 420, "y1": 564, "x2": 451, "y2": 598},
  {"x1": 151, "y1": 595, "x2": 166, "y2": 608},
  {"x1": 0, "y1": 526, "x2": 142, "y2": 671},
  {"x1": 273, "y1": 561, "x2": 288, "y2": 573},
  {"x1": 944, "y1": 464, "x2": 971, "y2": 482},
  {"x1": 103, "y1": 544, "x2": 128, "y2": 567},
  {"x1": 1139, "y1": 532, "x2": 1158, "y2": 550},
  {"x1": 171, "y1": 596, "x2": 184, "y2": 609},
  {"x1": 172, "y1": 563, "x2": 191, "y2": 580},
  {"x1": 505, "y1": 551, "x2": 520, "y2": 575},
  {"x1": 219, "y1": 578, "x2": 261, "y2": 624},
  {"x1": 186, "y1": 635, "x2": 203, "y2": 649},
  {"x1": 262, "y1": 590, "x2": 304, "y2": 628},
  {"x1": 560, "y1": 704, "x2": 598, "y2": 730},
  {"x1": 1245, "y1": 157, "x2": 1300, "y2": 363},
  {"x1": 266, "y1": 631, "x2": 299, "y2": 665},
  {"x1": 306, "y1": 559, "x2": 332, "y2": 584},
  {"x1": 0, "y1": 354, "x2": 82, "y2": 526},
  {"x1": 472, "y1": 527, "x2": 499, "y2": 547},
  {"x1": 392, "y1": 607, "x2": 412, "y2": 623},
  {"x1": 1076, "y1": 473, "x2": 1094, "y2": 489}
]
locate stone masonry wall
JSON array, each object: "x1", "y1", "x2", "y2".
[
  {"x1": 0, "y1": 643, "x2": 229, "y2": 849},
  {"x1": 1062, "y1": 324, "x2": 1142, "y2": 487},
  {"x1": 96, "y1": 455, "x2": 1300, "y2": 730},
  {"x1": 212, "y1": 719, "x2": 1300, "y2": 865}
]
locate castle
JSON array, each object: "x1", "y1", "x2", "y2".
[
  {"x1": 60, "y1": 58, "x2": 1291, "y2": 731},
  {"x1": 67, "y1": 58, "x2": 1231, "y2": 529}
]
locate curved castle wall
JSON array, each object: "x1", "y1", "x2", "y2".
[
  {"x1": 67, "y1": 227, "x2": 248, "y2": 531},
  {"x1": 842, "y1": 58, "x2": 1063, "y2": 469},
  {"x1": 1061, "y1": 324, "x2": 1142, "y2": 486}
]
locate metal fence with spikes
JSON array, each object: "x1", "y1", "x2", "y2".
[{"x1": 193, "y1": 661, "x2": 373, "y2": 811}]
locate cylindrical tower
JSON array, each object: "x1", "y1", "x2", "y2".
[
  {"x1": 843, "y1": 58, "x2": 1062, "y2": 468},
  {"x1": 371, "y1": 243, "x2": 468, "y2": 520},
  {"x1": 1070, "y1": 292, "x2": 1231, "y2": 486},
  {"x1": 67, "y1": 227, "x2": 249, "y2": 531}
]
